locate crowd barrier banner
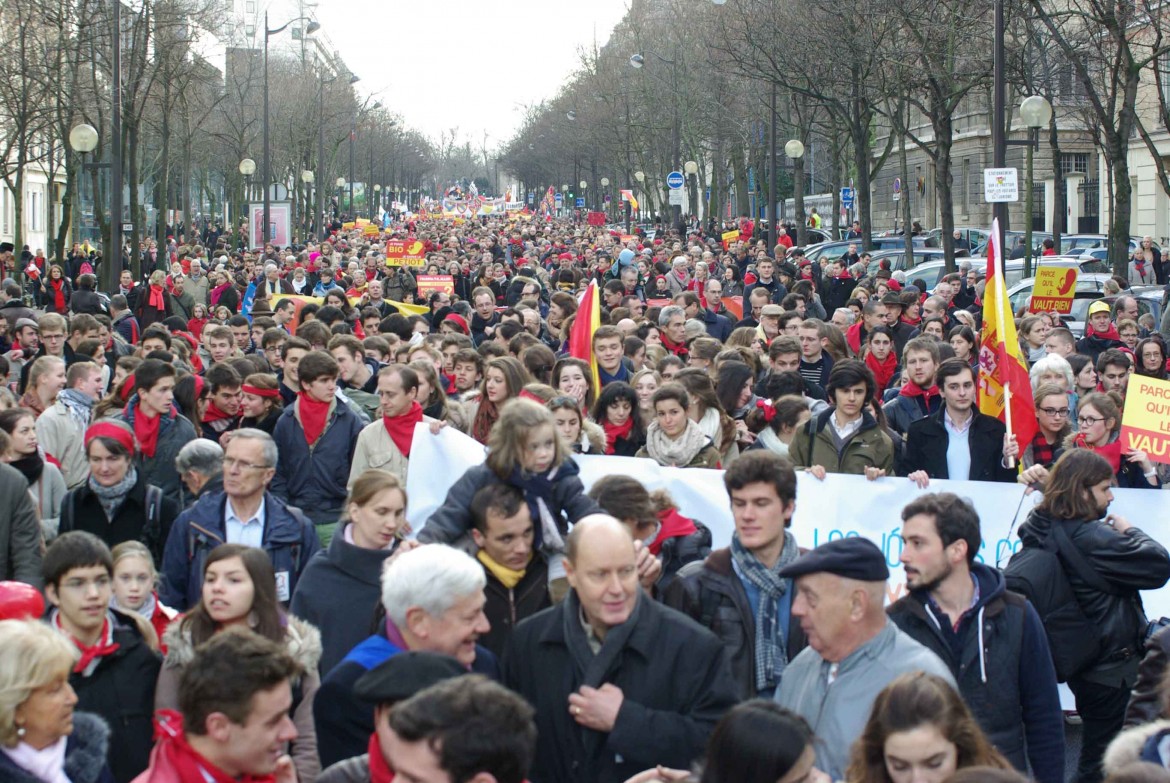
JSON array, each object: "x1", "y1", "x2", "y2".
[{"x1": 405, "y1": 423, "x2": 1168, "y2": 611}]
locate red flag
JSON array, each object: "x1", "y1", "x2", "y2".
[
  {"x1": 567, "y1": 280, "x2": 601, "y2": 396},
  {"x1": 978, "y1": 219, "x2": 1038, "y2": 449}
]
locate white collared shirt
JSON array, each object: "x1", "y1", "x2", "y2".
[{"x1": 225, "y1": 496, "x2": 265, "y2": 549}]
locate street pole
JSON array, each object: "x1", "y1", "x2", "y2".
[
  {"x1": 262, "y1": 10, "x2": 271, "y2": 249},
  {"x1": 317, "y1": 77, "x2": 325, "y2": 241},
  {"x1": 991, "y1": 0, "x2": 1008, "y2": 256},
  {"x1": 108, "y1": 0, "x2": 122, "y2": 287},
  {"x1": 767, "y1": 81, "x2": 777, "y2": 254},
  {"x1": 348, "y1": 113, "x2": 355, "y2": 218},
  {"x1": 1025, "y1": 135, "x2": 1034, "y2": 278}
]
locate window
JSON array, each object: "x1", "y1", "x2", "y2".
[
  {"x1": 245, "y1": 0, "x2": 255, "y2": 10},
  {"x1": 0, "y1": 187, "x2": 10, "y2": 237},
  {"x1": 28, "y1": 187, "x2": 41, "y2": 232},
  {"x1": 291, "y1": 27, "x2": 301, "y2": 39},
  {"x1": 245, "y1": 24, "x2": 255, "y2": 36},
  {"x1": 1160, "y1": 51, "x2": 1170, "y2": 119},
  {"x1": 1060, "y1": 153, "x2": 1089, "y2": 177}
]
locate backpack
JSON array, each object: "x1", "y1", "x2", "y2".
[{"x1": 1004, "y1": 523, "x2": 1112, "y2": 682}]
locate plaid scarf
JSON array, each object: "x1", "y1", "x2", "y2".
[
  {"x1": 58, "y1": 388, "x2": 95, "y2": 431},
  {"x1": 731, "y1": 529, "x2": 799, "y2": 692},
  {"x1": 1029, "y1": 432, "x2": 1061, "y2": 468}
]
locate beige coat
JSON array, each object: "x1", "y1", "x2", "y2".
[
  {"x1": 36, "y1": 401, "x2": 89, "y2": 490},
  {"x1": 348, "y1": 413, "x2": 440, "y2": 488}
]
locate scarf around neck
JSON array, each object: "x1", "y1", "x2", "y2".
[
  {"x1": 296, "y1": 392, "x2": 333, "y2": 446},
  {"x1": 506, "y1": 463, "x2": 568, "y2": 552},
  {"x1": 602, "y1": 417, "x2": 634, "y2": 454},
  {"x1": 58, "y1": 387, "x2": 95, "y2": 431},
  {"x1": 383, "y1": 401, "x2": 424, "y2": 457},
  {"x1": 865, "y1": 351, "x2": 899, "y2": 398},
  {"x1": 477, "y1": 549, "x2": 527, "y2": 589},
  {"x1": 147, "y1": 284, "x2": 166, "y2": 310},
  {"x1": 1, "y1": 736, "x2": 69, "y2": 783},
  {"x1": 1075, "y1": 433, "x2": 1123, "y2": 473},
  {"x1": 648, "y1": 508, "x2": 698, "y2": 556},
  {"x1": 53, "y1": 609, "x2": 120, "y2": 676},
  {"x1": 645, "y1": 419, "x2": 709, "y2": 467},
  {"x1": 132, "y1": 404, "x2": 161, "y2": 457},
  {"x1": 366, "y1": 731, "x2": 395, "y2": 783},
  {"x1": 9, "y1": 453, "x2": 44, "y2": 486},
  {"x1": 731, "y1": 529, "x2": 800, "y2": 691},
  {"x1": 88, "y1": 467, "x2": 138, "y2": 521},
  {"x1": 151, "y1": 711, "x2": 275, "y2": 783}
]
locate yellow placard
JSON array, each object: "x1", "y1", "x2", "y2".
[
  {"x1": 1029, "y1": 267, "x2": 1078, "y2": 314},
  {"x1": 722, "y1": 229, "x2": 740, "y2": 249},
  {"x1": 1120, "y1": 374, "x2": 1170, "y2": 464}
]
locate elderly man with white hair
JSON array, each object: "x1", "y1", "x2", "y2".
[
  {"x1": 186, "y1": 259, "x2": 209, "y2": 306},
  {"x1": 503, "y1": 515, "x2": 738, "y2": 783},
  {"x1": 314, "y1": 543, "x2": 497, "y2": 768},
  {"x1": 173, "y1": 437, "x2": 224, "y2": 504},
  {"x1": 260, "y1": 261, "x2": 293, "y2": 299}
]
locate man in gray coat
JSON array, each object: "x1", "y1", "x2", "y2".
[
  {"x1": 774, "y1": 537, "x2": 955, "y2": 780},
  {"x1": 0, "y1": 461, "x2": 42, "y2": 586}
]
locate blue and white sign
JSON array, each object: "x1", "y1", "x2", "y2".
[
  {"x1": 527, "y1": 191, "x2": 534, "y2": 203},
  {"x1": 554, "y1": 193, "x2": 563, "y2": 204},
  {"x1": 666, "y1": 171, "x2": 685, "y2": 190},
  {"x1": 841, "y1": 187, "x2": 855, "y2": 208},
  {"x1": 575, "y1": 197, "x2": 585, "y2": 208}
]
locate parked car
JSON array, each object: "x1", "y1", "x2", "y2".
[
  {"x1": 800, "y1": 236, "x2": 926, "y2": 263},
  {"x1": 865, "y1": 248, "x2": 948, "y2": 275},
  {"x1": 907, "y1": 256, "x2": 1106, "y2": 295}
]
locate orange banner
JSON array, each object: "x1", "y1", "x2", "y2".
[
  {"x1": 1121, "y1": 374, "x2": 1170, "y2": 465},
  {"x1": 385, "y1": 240, "x2": 427, "y2": 267},
  {"x1": 417, "y1": 274, "x2": 454, "y2": 298}
]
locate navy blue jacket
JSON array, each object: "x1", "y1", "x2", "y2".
[
  {"x1": 159, "y1": 490, "x2": 320, "y2": 610},
  {"x1": 701, "y1": 308, "x2": 734, "y2": 341},
  {"x1": 313, "y1": 624, "x2": 499, "y2": 768},
  {"x1": 888, "y1": 564, "x2": 1065, "y2": 783},
  {"x1": 270, "y1": 398, "x2": 364, "y2": 518}
]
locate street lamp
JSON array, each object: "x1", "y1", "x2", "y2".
[
  {"x1": 373, "y1": 183, "x2": 382, "y2": 221},
  {"x1": 336, "y1": 177, "x2": 346, "y2": 220},
  {"x1": 1020, "y1": 95, "x2": 1053, "y2": 278},
  {"x1": 301, "y1": 170, "x2": 314, "y2": 236},
  {"x1": 684, "y1": 160, "x2": 698, "y2": 221},
  {"x1": 566, "y1": 110, "x2": 577, "y2": 121},
  {"x1": 237, "y1": 156, "x2": 256, "y2": 225},
  {"x1": 264, "y1": 12, "x2": 318, "y2": 248},
  {"x1": 785, "y1": 140, "x2": 806, "y2": 246},
  {"x1": 69, "y1": 124, "x2": 99, "y2": 249},
  {"x1": 601, "y1": 177, "x2": 610, "y2": 216},
  {"x1": 629, "y1": 50, "x2": 681, "y2": 222}
]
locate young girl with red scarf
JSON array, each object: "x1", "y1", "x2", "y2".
[{"x1": 591, "y1": 381, "x2": 645, "y2": 457}]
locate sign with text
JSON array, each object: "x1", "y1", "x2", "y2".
[
  {"x1": 1029, "y1": 267, "x2": 1078, "y2": 313},
  {"x1": 384, "y1": 239, "x2": 428, "y2": 267},
  {"x1": 587, "y1": 211, "x2": 606, "y2": 227},
  {"x1": 416, "y1": 274, "x2": 454, "y2": 298},
  {"x1": 983, "y1": 168, "x2": 1020, "y2": 202},
  {"x1": 721, "y1": 229, "x2": 740, "y2": 249},
  {"x1": 1121, "y1": 374, "x2": 1170, "y2": 465}
]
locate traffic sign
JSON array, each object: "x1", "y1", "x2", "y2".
[
  {"x1": 669, "y1": 189, "x2": 686, "y2": 206},
  {"x1": 841, "y1": 187, "x2": 855, "y2": 208},
  {"x1": 666, "y1": 171, "x2": 685, "y2": 190},
  {"x1": 983, "y1": 168, "x2": 1019, "y2": 202},
  {"x1": 121, "y1": 223, "x2": 133, "y2": 233},
  {"x1": 554, "y1": 193, "x2": 563, "y2": 204},
  {"x1": 527, "y1": 191, "x2": 534, "y2": 203},
  {"x1": 575, "y1": 197, "x2": 585, "y2": 208},
  {"x1": 892, "y1": 177, "x2": 902, "y2": 202}
]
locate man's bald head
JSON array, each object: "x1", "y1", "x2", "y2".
[{"x1": 565, "y1": 514, "x2": 633, "y2": 564}]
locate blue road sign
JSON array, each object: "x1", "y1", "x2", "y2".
[
  {"x1": 841, "y1": 187, "x2": 855, "y2": 208},
  {"x1": 554, "y1": 193, "x2": 563, "y2": 204},
  {"x1": 575, "y1": 197, "x2": 585, "y2": 208},
  {"x1": 527, "y1": 192, "x2": 534, "y2": 203},
  {"x1": 666, "y1": 171, "x2": 685, "y2": 190}
]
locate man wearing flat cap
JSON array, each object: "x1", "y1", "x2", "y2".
[
  {"x1": 317, "y1": 651, "x2": 466, "y2": 783},
  {"x1": 774, "y1": 537, "x2": 954, "y2": 780}
]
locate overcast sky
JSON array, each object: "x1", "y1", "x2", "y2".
[{"x1": 320, "y1": 0, "x2": 629, "y2": 152}]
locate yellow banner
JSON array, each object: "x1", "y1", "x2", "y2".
[
  {"x1": 1030, "y1": 267, "x2": 1077, "y2": 314},
  {"x1": 1121, "y1": 374, "x2": 1170, "y2": 464}
]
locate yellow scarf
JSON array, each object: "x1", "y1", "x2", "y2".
[{"x1": 477, "y1": 550, "x2": 526, "y2": 589}]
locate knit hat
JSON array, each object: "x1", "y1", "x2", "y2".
[
  {"x1": 443, "y1": 313, "x2": 470, "y2": 334},
  {"x1": 617, "y1": 248, "x2": 636, "y2": 267}
]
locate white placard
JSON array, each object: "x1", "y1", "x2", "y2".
[{"x1": 983, "y1": 168, "x2": 1020, "y2": 202}]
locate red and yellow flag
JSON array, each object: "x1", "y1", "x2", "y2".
[
  {"x1": 567, "y1": 280, "x2": 602, "y2": 397},
  {"x1": 978, "y1": 219, "x2": 1038, "y2": 448}
]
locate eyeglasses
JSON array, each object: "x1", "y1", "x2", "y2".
[
  {"x1": 1039, "y1": 407, "x2": 1070, "y2": 417},
  {"x1": 1077, "y1": 415, "x2": 1105, "y2": 427},
  {"x1": 223, "y1": 458, "x2": 272, "y2": 472}
]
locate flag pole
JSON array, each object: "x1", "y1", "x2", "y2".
[
  {"x1": 1003, "y1": 383, "x2": 1015, "y2": 469},
  {"x1": 990, "y1": 217, "x2": 1016, "y2": 469}
]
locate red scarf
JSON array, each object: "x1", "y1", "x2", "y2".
[
  {"x1": 471, "y1": 399, "x2": 500, "y2": 444},
  {"x1": 383, "y1": 401, "x2": 423, "y2": 457},
  {"x1": 147, "y1": 284, "x2": 166, "y2": 310},
  {"x1": 899, "y1": 382, "x2": 940, "y2": 401},
  {"x1": 649, "y1": 508, "x2": 698, "y2": 556},
  {"x1": 661, "y1": 334, "x2": 689, "y2": 359},
  {"x1": 50, "y1": 278, "x2": 66, "y2": 312},
  {"x1": 367, "y1": 732, "x2": 395, "y2": 783},
  {"x1": 56, "y1": 614, "x2": 120, "y2": 674},
  {"x1": 1075, "y1": 433, "x2": 1123, "y2": 473},
  {"x1": 202, "y1": 401, "x2": 237, "y2": 424},
  {"x1": 133, "y1": 406, "x2": 162, "y2": 458},
  {"x1": 297, "y1": 392, "x2": 332, "y2": 445},
  {"x1": 150, "y1": 711, "x2": 275, "y2": 783},
  {"x1": 602, "y1": 418, "x2": 635, "y2": 455},
  {"x1": 865, "y1": 351, "x2": 899, "y2": 400}
]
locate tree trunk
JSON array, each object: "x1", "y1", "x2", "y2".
[
  {"x1": 1049, "y1": 115, "x2": 1063, "y2": 248},
  {"x1": 932, "y1": 108, "x2": 957, "y2": 273},
  {"x1": 127, "y1": 122, "x2": 141, "y2": 279},
  {"x1": 793, "y1": 152, "x2": 806, "y2": 247}
]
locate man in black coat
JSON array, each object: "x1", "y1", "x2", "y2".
[
  {"x1": 903, "y1": 359, "x2": 1017, "y2": 485},
  {"x1": 503, "y1": 516, "x2": 738, "y2": 783}
]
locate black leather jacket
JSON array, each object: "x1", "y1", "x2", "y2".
[{"x1": 1019, "y1": 509, "x2": 1170, "y2": 682}]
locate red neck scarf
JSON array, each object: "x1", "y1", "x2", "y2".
[
  {"x1": 661, "y1": 334, "x2": 688, "y2": 358},
  {"x1": 865, "y1": 351, "x2": 899, "y2": 400},
  {"x1": 56, "y1": 613, "x2": 120, "y2": 674},
  {"x1": 133, "y1": 406, "x2": 162, "y2": 457},
  {"x1": 202, "y1": 401, "x2": 237, "y2": 424},
  {"x1": 50, "y1": 278, "x2": 66, "y2": 312},
  {"x1": 649, "y1": 508, "x2": 698, "y2": 556},
  {"x1": 151, "y1": 711, "x2": 275, "y2": 783},
  {"x1": 367, "y1": 732, "x2": 395, "y2": 783},
  {"x1": 1075, "y1": 433, "x2": 1123, "y2": 473},
  {"x1": 383, "y1": 401, "x2": 424, "y2": 457},
  {"x1": 297, "y1": 391, "x2": 332, "y2": 445},
  {"x1": 899, "y1": 382, "x2": 940, "y2": 401},
  {"x1": 471, "y1": 399, "x2": 499, "y2": 444},
  {"x1": 148, "y1": 284, "x2": 166, "y2": 310},
  {"x1": 602, "y1": 417, "x2": 635, "y2": 455}
]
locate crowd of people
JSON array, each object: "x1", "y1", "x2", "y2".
[{"x1": 0, "y1": 212, "x2": 1168, "y2": 783}]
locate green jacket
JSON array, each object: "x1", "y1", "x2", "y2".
[{"x1": 788, "y1": 408, "x2": 894, "y2": 476}]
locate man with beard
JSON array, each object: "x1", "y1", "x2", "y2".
[{"x1": 888, "y1": 493, "x2": 1064, "y2": 783}]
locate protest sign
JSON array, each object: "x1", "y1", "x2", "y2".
[{"x1": 1121, "y1": 373, "x2": 1170, "y2": 465}]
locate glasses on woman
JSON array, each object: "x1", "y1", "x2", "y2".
[
  {"x1": 1077, "y1": 415, "x2": 1105, "y2": 427},
  {"x1": 1039, "y1": 407, "x2": 1070, "y2": 418}
]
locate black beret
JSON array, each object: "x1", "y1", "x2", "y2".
[
  {"x1": 778, "y1": 537, "x2": 890, "y2": 582},
  {"x1": 353, "y1": 650, "x2": 466, "y2": 704}
]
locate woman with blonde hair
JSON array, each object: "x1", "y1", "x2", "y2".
[
  {"x1": 110, "y1": 540, "x2": 177, "y2": 652},
  {"x1": 0, "y1": 619, "x2": 115, "y2": 783},
  {"x1": 846, "y1": 672, "x2": 1010, "y2": 783},
  {"x1": 467, "y1": 356, "x2": 529, "y2": 444},
  {"x1": 291, "y1": 469, "x2": 409, "y2": 675},
  {"x1": 20, "y1": 356, "x2": 66, "y2": 417}
]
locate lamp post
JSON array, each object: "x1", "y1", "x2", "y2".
[
  {"x1": 634, "y1": 170, "x2": 645, "y2": 225},
  {"x1": 600, "y1": 177, "x2": 610, "y2": 218},
  {"x1": 239, "y1": 158, "x2": 256, "y2": 239},
  {"x1": 684, "y1": 160, "x2": 698, "y2": 223},
  {"x1": 335, "y1": 177, "x2": 346, "y2": 220},
  {"x1": 785, "y1": 139, "x2": 806, "y2": 246},
  {"x1": 373, "y1": 183, "x2": 381, "y2": 221},
  {"x1": 629, "y1": 51, "x2": 681, "y2": 224},
  {"x1": 300, "y1": 169, "x2": 314, "y2": 238},
  {"x1": 68, "y1": 124, "x2": 99, "y2": 250},
  {"x1": 264, "y1": 12, "x2": 319, "y2": 248},
  {"x1": 1020, "y1": 96, "x2": 1052, "y2": 278}
]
